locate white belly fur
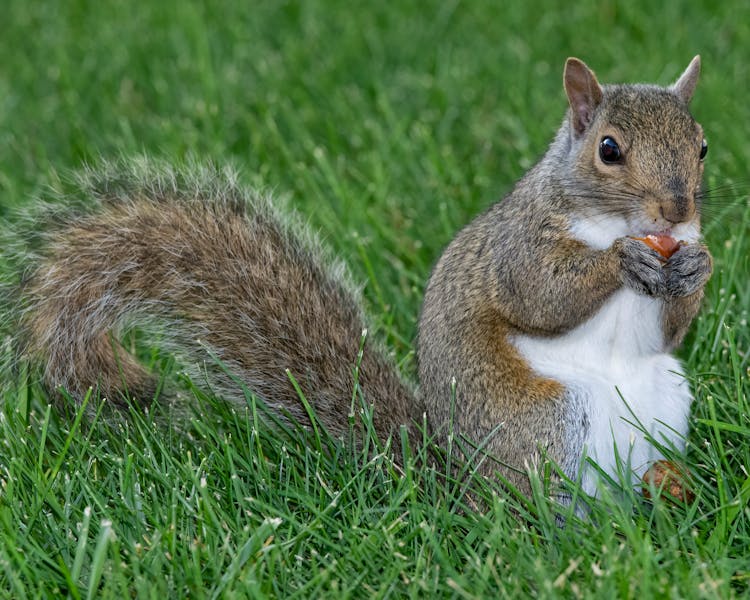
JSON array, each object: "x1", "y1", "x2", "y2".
[{"x1": 513, "y1": 288, "x2": 693, "y2": 496}]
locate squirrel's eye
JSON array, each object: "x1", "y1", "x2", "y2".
[
  {"x1": 700, "y1": 138, "x2": 708, "y2": 161},
  {"x1": 599, "y1": 136, "x2": 622, "y2": 164}
]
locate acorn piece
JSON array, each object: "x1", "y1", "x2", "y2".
[
  {"x1": 632, "y1": 234, "x2": 681, "y2": 259},
  {"x1": 642, "y1": 460, "x2": 695, "y2": 503}
]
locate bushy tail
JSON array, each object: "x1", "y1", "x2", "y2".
[{"x1": 6, "y1": 157, "x2": 418, "y2": 441}]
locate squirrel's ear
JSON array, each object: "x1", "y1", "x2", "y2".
[
  {"x1": 564, "y1": 58, "x2": 603, "y2": 137},
  {"x1": 671, "y1": 55, "x2": 701, "y2": 104}
]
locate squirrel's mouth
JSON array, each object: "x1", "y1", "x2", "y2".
[
  {"x1": 634, "y1": 221, "x2": 700, "y2": 244},
  {"x1": 638, "y1": 227, "x2": 673, "y2": 238},
  {"x1": 629, "y1": 217, "x2": 673, "y2": 239}
]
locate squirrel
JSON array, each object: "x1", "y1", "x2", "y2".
[{"x1": 9, "y1": 57, "x2": 712, "y2": 498}]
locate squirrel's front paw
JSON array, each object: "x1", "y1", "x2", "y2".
[
  {"x1": 665, "y1": 243, "x2": 713, "y2": 297},
  {"x1": 615, "y1": 237, "x2": 667, "y2": 297}
]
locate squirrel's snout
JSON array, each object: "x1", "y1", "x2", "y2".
[{"x1": 659, "y1": 196, "x2": 696, "y2": 224}]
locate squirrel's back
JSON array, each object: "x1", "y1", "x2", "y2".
[{"x1": 12, "y1": 159, "x2": 418, "y2": 440}]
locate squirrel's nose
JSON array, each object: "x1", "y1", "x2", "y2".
[{"x1": 660, "y1": 196, "x2": 695, "y2": 224}]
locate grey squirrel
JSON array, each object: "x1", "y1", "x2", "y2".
[{"x1": 11, "y1": 57, "x2": 712, "y2": 497}]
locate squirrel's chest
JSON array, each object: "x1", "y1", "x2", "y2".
[
  {"x1": 518, "y1": 288, "x2": 667, "y2": 360},
  {"x1": 512, "y1": 289, "x2": 693, "y2": 492}
]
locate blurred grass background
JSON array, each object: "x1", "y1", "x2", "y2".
[
  {"x1": 1, "y1": 0, "x2": 749, "y2": 597},
  {"x1": 2, "y1": 0, "x2": 748, "y2": 361}
]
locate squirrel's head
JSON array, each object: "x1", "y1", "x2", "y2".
[{"x1": 561, "y1": 57, "x2": 705, "y2": 238}]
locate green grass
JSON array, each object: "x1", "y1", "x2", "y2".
[{"x1": 1, "y1": 0, "x2": 749, "y2": 597}]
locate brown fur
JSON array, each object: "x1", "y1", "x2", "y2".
[{"x1": 17, "y1": 163, "x2": 418, "y2": 441}]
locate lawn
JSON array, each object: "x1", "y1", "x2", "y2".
[{"x1": 0, "y1": 0, "x2": 749, "y2": 597}]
